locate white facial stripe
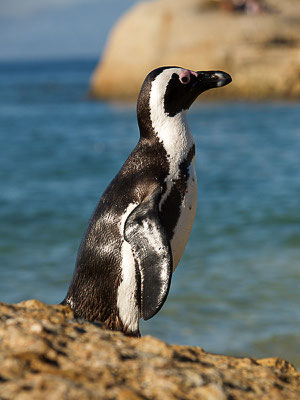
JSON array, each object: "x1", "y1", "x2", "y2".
[
  {"x1": 149, "y1": 68, "x2": 195, "y2": 160},
  {"x1": 117, "y1": 203, "x2": 139, "y2": 332}
]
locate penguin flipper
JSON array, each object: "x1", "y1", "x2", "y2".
[{"x1": 124, "y1": 188, "x2": 173, "y2": 320}]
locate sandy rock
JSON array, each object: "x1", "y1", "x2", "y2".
[
  {"x1": 90, "y1": 0, "x2": 300, "y2": 100},
  {"x1": 0, "y1": 300, "x2": 299, "y2": 399}
]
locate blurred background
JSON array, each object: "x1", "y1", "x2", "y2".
[{"x1": 1, "y1": 0, "x2": 300, "y2": 369}]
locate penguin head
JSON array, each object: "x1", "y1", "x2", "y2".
[
  {"x1": 137, "y1": 66, "x2": 231, "y2": 121},
  {"x1": 164, "y1": 68, "x2": 231, "y2": 117}
]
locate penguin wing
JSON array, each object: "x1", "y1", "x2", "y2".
[{"x1": 124, "y1": 187, "x2": 173, "y2": 320}]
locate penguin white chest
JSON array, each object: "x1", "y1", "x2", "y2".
[{"x1": 169, "y1": 158, "x2": 197, "y2": 270}]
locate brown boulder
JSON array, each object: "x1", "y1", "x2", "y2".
[
  {"x1": 0, "y1": 300, "x2": 299, "y2": 399},
  {"x1": 90, "y1": 0, "x2": 300, "y2": 100}
]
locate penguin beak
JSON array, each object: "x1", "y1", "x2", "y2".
[{"x1": 196, "y1": 70, "x2": 232, "y2": 90}]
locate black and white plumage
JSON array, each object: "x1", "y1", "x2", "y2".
[{"x1": 62, "y1": 66, "x2": 231, "y2": 336}]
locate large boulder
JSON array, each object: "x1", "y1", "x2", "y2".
[
  {"x1": 0, "y1": 300, "x2": 300, "y2": 399},
  {"x1": 90, "y1": 0, "x2": 300, "y2": 100}
]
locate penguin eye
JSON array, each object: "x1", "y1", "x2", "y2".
[{"x1": 180, "y1": 76, "x2": 190, "y2": 84}]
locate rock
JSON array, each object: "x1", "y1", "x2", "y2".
[
  {"x1": 90, "y1": 0, "x2": 300, "y2": 100},
  {"x1": 0, "y1": 300, "x2": 299, "y2": 399}
]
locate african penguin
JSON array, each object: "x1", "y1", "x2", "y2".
[{"x1": 62, "y1": 66, "x2": 231, "y2": 337}]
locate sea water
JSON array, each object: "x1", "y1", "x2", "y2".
[{"x1": 0, "y1": 59, "x2": 299, "y2": 368}]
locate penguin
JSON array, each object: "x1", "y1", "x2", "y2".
[{"x1": 62, "y1": 66, "x2": 231, "y2": 337}]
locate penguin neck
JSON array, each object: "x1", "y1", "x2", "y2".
[{"x1": 150, "y1": 106, "x2": 194, "y2": 167}]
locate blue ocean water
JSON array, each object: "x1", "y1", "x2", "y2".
[{"x1": 1, "y1": 59, "x2": 300, "y2": 368}]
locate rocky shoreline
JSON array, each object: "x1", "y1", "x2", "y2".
[
  {"x1": 0, "y1": 300, "x2": 299, "y2": 399},
  {"x1": 90, "y1": 0, "x2": 300, "y2": 101}
]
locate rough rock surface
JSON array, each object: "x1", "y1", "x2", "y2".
[
  {"x1": 90, "y1": 0, "x2": 300, "y2": 100},
  {"x1": 0, "y1": 300, "x2": 299, "y2": 399}
]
